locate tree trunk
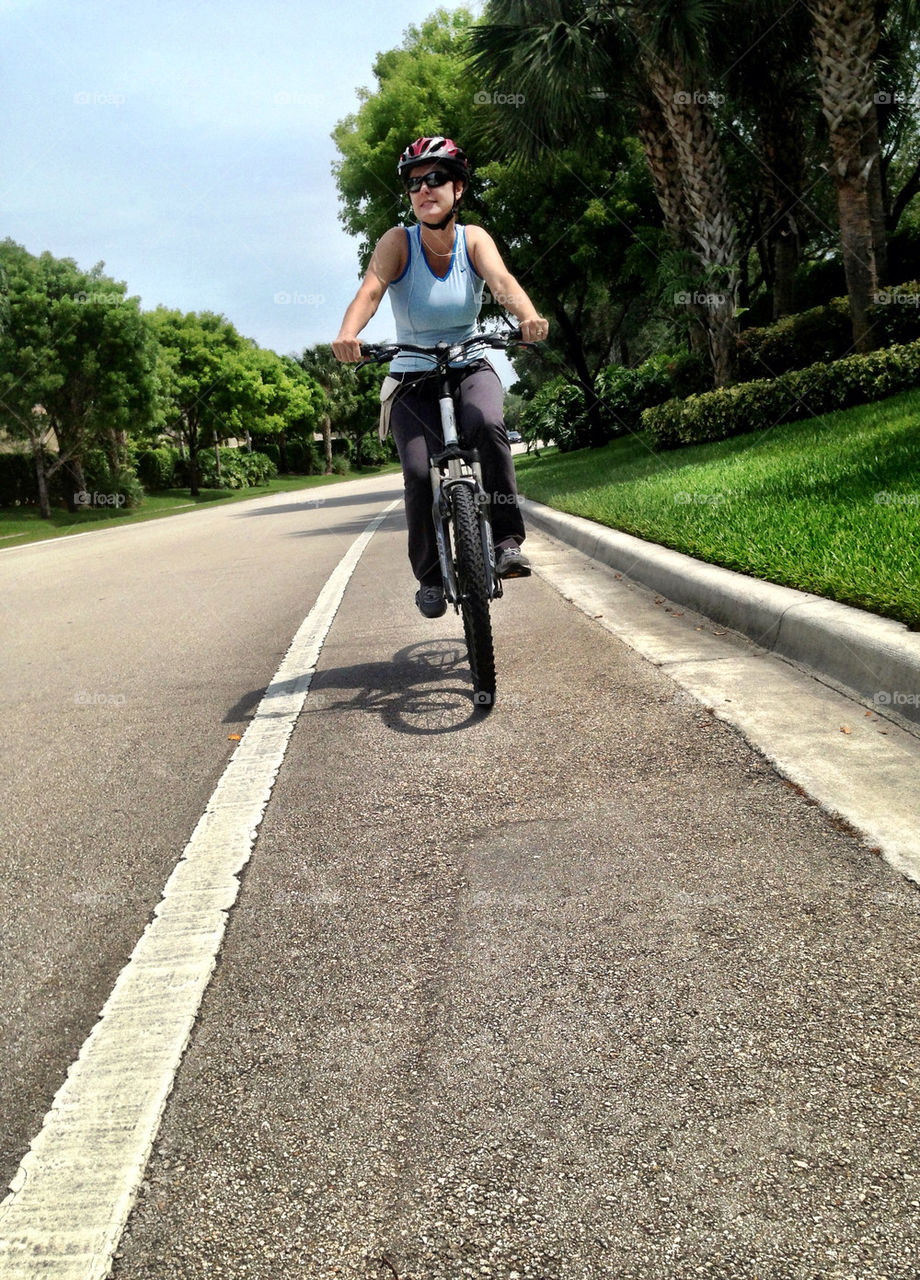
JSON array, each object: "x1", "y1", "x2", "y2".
[
  {"x1": 861, "y1": 98, "x2": 888, "y2": 284},
  {"x1": 187, "y1": 421, "x2": 201, "y2": 497},
  {"x1": 756, "y1": 93, "x2": 805, "y2": 320},
  {"x1": 809, "y1": 0, "x2": 881, "y2": 351},
  {"x1": 322, "y1": 416, "x2": 333, "y2": 475},
  {"x1": 636, "y1": 92, "x2": 711, "y2": 359},
  {"x1": 63, "y1": 455, "x2": 88, "y2": 512},
  {"x1": 30, "y1": 430, "x2": 52, "y2": 520},
  {"x1": 836, "y1": 167, "x2": 878, "y2": 349},
  {"x1": 636, "y1": 95, "x2": 688, "y2": 244},
  {"x1": 772, "y1": 233, "x2": 800, "y2": 320},
  {"x1": 641, "y1": 55, "x2": 741, "y2": 385}
]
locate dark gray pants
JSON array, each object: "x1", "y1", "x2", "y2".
[{"x1": 389, "y1": 362, "x2": 526, "y2": 587}]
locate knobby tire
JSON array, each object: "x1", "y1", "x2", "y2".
[{"x1": 449, "y1": 484, "x2": 495, "y2": 708}]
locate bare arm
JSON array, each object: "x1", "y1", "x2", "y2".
[
  {"x1": 466, "y1": 227, "x2": 549, "y2": 343},
  {"x1": 332, "y1": 229, "x2": 406, "y2": 362}
]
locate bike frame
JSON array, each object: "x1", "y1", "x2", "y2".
[{"x1": 359, "y1": 331, "x2": 518, "y2": 612}]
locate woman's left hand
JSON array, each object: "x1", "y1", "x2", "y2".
[{"x1": 520, "y1": 315, "x2": 549, "y2": 343}]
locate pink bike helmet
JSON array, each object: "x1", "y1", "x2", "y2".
[{"x1": 397, "y1": 135, "x2": 470, "y2": 182}]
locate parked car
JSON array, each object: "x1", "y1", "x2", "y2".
[{"x1": 507, "y1": 429, "x2": 522, "y2": 443}]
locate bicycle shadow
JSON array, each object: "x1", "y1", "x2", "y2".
[{"x1": 308, "y1": 638, "x2": 491, "y2": 735}]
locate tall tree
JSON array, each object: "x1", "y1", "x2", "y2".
[
  {"x1": 151, "y1": 309, "x2": 265, "y2": 497},
  {"x1": 0, "y1": 239, "x2": 156, "y2": 514}
]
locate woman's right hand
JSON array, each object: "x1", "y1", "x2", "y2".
[{"x1": 332, "y1": 336, "x2": 363, "y2": 362}]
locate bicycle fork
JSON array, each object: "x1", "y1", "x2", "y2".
[{"x1": 430, "y1": 386, "x2": 502, "y2": 607}]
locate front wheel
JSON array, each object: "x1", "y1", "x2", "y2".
[{"x1": 449, "y1": 484, "x2": 495, "y2": 708}]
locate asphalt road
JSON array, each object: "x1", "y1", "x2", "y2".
[{"x1": 2, "y1": 476, "x2": 918, "y2": 1279}]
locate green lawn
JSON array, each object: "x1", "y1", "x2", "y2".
[
  {"x1": 515, "y1": 388, "x2": 920, "y2": 629},
  {"x1": 0, "y1": 467, "x2": 401, "y2": 551}
]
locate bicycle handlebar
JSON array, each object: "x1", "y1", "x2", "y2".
[{"x1": 357, "y1": 328, "x2": 524, "y2": 368}]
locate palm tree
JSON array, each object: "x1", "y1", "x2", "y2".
[
  {"x1": 299, "y1": 345, "x2": 356, "y2": 475},
  {"x1": 806, "y1": 0, "x2": 884, "y2": 351},
  {"x1": 469, "y1": 0, "x2": 743, "y2": 385},
  {"x1": 629, "y1": 1, "x2": 741, "y2": 384}
]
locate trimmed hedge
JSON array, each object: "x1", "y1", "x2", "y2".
[
  {"x1": 735, "y1": 298, "x2": 853, "y2": 380},
  {"x1": 642, "y1": 336, "x2": 920, "y2": 449},
  {"x1": 736, "y1": 279, "x2": 920, "y2": 380}
]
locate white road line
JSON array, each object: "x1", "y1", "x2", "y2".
[{"x1": 0, "y1": 499, "x2": 400, "y2": 1280}]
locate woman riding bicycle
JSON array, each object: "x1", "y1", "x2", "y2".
[{"x1": 332, "y1": 135, "x2": 549, "y2": 618}]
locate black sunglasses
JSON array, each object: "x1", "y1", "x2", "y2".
[{"x1": 404, "y1": 168, "x2": 453, "y2": 193}]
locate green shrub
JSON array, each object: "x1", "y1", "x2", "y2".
[
  {"x1": 643, "y1": 337, "x2": 920, "y2": 449},
  {"x1": 867, "y1": 281, "x2": 920, "y2": 346},
  {"x1": 184, "y1": 447, "x2": 277, "y2": 489},
  {"x1": 356, "y1": 430, "x2": 392, "y2": 467},
  {"x1": 330, "y1": 437, "x2": 352, "y2": 475},
  {"x1": 255, "y1": 442, "x2": 281, "y2": 470},
  {"x1": 284, "y1": 438, "x2": 310, "y2": 473},
  {"x1": 519, "y1": 376, "x2": 588, "y2": 451},
  {"x1": 136, "y1": 446, "x2": 179, "y2": 490},
  {"x1": 239, "y1": 450, "x2": 277, "y2": 485},
  {"x1": 594, "y1": 356, "x2": 685, "y2": 437},
  {"x1": 331, "y1": 437, "x2": 352, "y2": 461},
  {"x1": 195, "y1": 447, "x2": 248, "y2": 489},
  {"x1": 82, "y1": 448, "x2": 144, "y2": 509},
  {"x1": 735, "y1": 298, "x2": 853, "y2": 380}
]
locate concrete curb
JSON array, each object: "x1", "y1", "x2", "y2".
[{"x1": 521, "y1": 497, "x2": 920, "y2": 730}]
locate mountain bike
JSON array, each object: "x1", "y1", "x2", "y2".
[{"x1": 358, "y1": 330, "x2": 521, "y2": 711}]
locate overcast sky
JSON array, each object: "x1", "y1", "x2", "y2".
[{"x1": 2, "y1": 0, "x2": 500, "y2": 365}]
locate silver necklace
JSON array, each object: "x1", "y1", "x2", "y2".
[{"x1": 420, "y1": 225, "x2": 455, "y2": 258}]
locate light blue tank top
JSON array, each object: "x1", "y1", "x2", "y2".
[{"x1": 387, "y1": 224, "x2": 487, "y2": 372}]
